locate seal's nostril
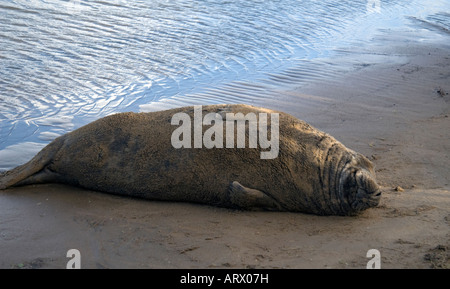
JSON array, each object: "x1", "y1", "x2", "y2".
[{"x1": 375, "y1": 192, "x2": 382, "y2": 197}]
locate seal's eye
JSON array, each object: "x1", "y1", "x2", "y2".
[{"x1": 342, "y1": 168, "x2": 358, "y2": 197}]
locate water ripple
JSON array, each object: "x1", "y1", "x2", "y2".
[{"x1": 1, "y1": 0, "x2": 450, "y2": 169}]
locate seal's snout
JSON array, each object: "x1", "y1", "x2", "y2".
[{"x1": 351, "y1": 169, "x2": 381, "y2": 211}]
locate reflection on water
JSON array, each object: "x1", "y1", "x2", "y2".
[{"x1": 1, "y1": 0, "x2": 450, "y2": 170}]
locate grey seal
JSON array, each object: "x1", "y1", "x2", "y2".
[{"x1": 0, "y1": 104, "x2": 381, "y2": 215}]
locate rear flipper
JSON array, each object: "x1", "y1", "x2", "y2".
[
  {"x1": 229, "y1": 181, "x2": 282, "y2": 211},
  {"x1": 0, "y1": 137, "x2": 64, "y2": 190},
  {"x1": 0, "y1": 162, "x2": 46, "y2": 190}
]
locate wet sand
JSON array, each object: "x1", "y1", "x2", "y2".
[{"x1": 1, "y1": 27, "x2": 449, "y2": 269}]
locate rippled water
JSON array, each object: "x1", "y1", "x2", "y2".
[{"x1": 1, "y1": 0, "x2": 450, "y2": 170}]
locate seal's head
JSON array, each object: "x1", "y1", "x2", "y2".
[{"x1": 340, "y1": 154, "x2": 381, "y2": 215}]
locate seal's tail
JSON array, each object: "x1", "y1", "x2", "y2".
[{"x1": 0, "y1": 137, "x2": 64, "y2": 190}]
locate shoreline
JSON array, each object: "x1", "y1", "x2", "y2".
[{"x1": 1, "y1": 24, "x2": 449, "y2": 268}]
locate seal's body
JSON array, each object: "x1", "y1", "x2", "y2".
[{"x1": 0, "y1": 105, "x2": 381, "y2": 215}]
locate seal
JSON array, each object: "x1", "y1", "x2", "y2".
[{"x1": 0, "y1": 104, "x2": 381, "y2": 215}]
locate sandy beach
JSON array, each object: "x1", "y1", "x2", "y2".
[{"x1": 1, "y1": 24, "x2": 449, "y2": 269}]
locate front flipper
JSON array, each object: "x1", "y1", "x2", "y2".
[{"x1": 229, "y1": 181, "x2": 282, "y2": 211}]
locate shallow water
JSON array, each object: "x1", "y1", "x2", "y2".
[{"x1": 1, "y1": 0, "x2": 450, "y2": 170}]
